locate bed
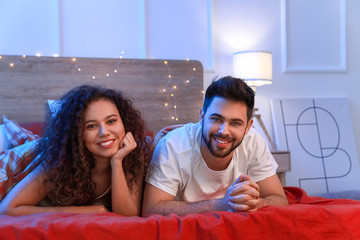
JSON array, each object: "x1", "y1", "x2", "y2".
[{"x1": 1, "y1": 55, "x2": 360, "y2": 239}]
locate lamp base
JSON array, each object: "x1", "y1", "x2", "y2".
[{"x1": 253, "y1": 108, "x2": 276, "y2": 151}]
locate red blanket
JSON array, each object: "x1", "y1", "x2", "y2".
[{"x1": 0, "y1": 187, "x2": 359, "y2": 240}]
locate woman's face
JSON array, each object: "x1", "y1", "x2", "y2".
[{"x1": 82, "y1": 99, "x2": 126, "y2": 162}]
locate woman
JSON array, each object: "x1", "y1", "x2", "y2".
[{"x1": 0, "y1": 85, "x2": 150, "y2": 216}]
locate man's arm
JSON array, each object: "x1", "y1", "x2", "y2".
[
  {"x1": 142, "y1": 174, "x2": 260, "y2": 216},
  {"x1": 256, "y1": 174, "x2": 288, "y2": 208},
  {"x1": 142, "y1": 183, "x2": 227, "y2": 216}
]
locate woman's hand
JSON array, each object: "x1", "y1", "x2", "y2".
[{"x1": 111, "y1": 132, "x2": 137, "y2": 165}]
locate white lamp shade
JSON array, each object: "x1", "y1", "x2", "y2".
[{"x1": 233, "y1": 51, "x2": 272, "y2": 87}]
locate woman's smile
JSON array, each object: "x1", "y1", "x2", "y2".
[{"x1": 98, "y1": 139, "x2": 115, "y2": 148}]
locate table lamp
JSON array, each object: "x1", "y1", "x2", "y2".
[
  {"x1": 233, "y1": 50, "x2": 272, "y2": 88},
  {"x1": 233, "y1": 50, "x2": 276, "y2": 150}
]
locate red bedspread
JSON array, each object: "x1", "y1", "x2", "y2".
[{"x1": 0, "y1": 187, "x2": 359, "y2": 240}]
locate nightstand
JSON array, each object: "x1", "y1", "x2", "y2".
[{"x1": 272, "y1": 150, "x2": 291, "y2": 186}]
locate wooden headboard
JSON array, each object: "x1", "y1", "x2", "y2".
[{"x1": 0, "y1": 55, "x2": 203, "y2": 134}]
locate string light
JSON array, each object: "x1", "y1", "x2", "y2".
[
  {"x1": 9, "y1": 63, "x2": 14, "y2": 67},
  {"x1": 159, "y1": 58, "x2": 197, "y2": 122}
]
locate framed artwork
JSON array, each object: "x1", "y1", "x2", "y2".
[{"x1": 271, "y1": 98, "x2": 360, "y2": 195}]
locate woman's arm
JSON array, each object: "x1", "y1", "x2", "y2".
[
  {"x1": 0, "y1": 167, "x2": 108, "y2": 216},
  {"x1": 110, "y1": 132, "x2": 143, "y2": 216}
]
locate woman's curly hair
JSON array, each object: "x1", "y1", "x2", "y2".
[{"x1": 35, "y1": 85, "x2": 150, "y2": 206}]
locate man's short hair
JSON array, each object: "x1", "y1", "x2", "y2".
[{"x1": 203, "y1": 76, "x2": 255, "y2": 121}]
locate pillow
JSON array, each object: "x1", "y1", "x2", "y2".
[
  {"x1": 48, "y1": 99, "x2": 62, "y2": 117},
  {"x1": 19, "y1": 122, "x2": 45, "y2": 136},
  {"x1": 2, "y1": 115, "x2": 41, "y2": 148},
  {"x1": 0, "y1": 140, "x2": 41, "y2": 201},
  {"x1": 0, "y1": 125, "x2": 10, "y2": 151}
]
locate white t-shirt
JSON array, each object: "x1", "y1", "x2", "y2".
[{"x1": 146, "y1": 122, "x2": 278, "y2": 202}]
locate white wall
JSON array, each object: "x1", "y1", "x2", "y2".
[
  {"x1": 209, "y1": 0, "x2": 360, "y2": 163},
  {"x1": 0, "y1": 0, "x2": 359, "y2": 160},
  {"x1": 0, "y1": 0, "x2": 60, "y2": 56}
]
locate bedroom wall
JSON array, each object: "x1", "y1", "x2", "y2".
[
  {"x1": 209, "y1": 0, "x2": 360, "y2": 164},
  {"x1": 0, "y1": 0, "x2": 359, "y2": 161}
]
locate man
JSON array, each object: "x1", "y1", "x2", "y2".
[{"x1": 142, "y1": 76, "x2": 288, "y2": 216}]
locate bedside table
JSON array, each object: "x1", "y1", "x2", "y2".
[{"x1": 272, "y1": 150, "x2": 291, "y2": 186}]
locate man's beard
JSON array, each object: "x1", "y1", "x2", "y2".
[{"x1": 201, "y1": 122, "x2": 246, "y2": 158}]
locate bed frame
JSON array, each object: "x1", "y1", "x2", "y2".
[{"x1": 0, "y1": 55, "x2": 203, "y2": 134}]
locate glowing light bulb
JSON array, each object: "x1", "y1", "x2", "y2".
[
  {"x1": 193, "y1": 68, "x2": 196, "y2": 71},
  {"x1": 164, "y1": 61, "x2": 168, "y2": 65},
  {"x1": 22, "y1": 55, "x2": 26, "y2": 58},
  {"x1": 9, "y1": 63, "x2": 14, "y2": 67},
  {"x1": 0, "y1": 56, "x2": 2, "y2": 59},
  {"x1": 77, "y1": 68, "x2": 81, "y2": 71},
  {"x1": 106, "y1": 73, "x2": 110, "y2": 77},
  {"x1": 171, "y1": 94, "x2": 174, "y2": 97},
  {"x1": 92, "y1": 76, "x2": 96, "y2": 79},
  {"x1": 174, "y1": 105, "x2": 177, "y2": 109},
  {"x1": 168, "y1": 75, "x2": 171, "y2": 78},
  {"x1": 186, "y1": 58, "x2": 189, "y2": 61},
  {"x1": 114, "y1": 69, "x2": 118, "y2": 73},
  {"x1": 162, "y1": 89, "x2": 166, "y2": 92},
  {"x1": 176, "y1": 118, "x2": 178, "y2": 121},
  {"x1": 164, "y1": 103, "x2": 168, "y2": 106},
  {"x1": 72, "y1": 58, "x2": 76, "y2": 62},
  {"x1": 36, "y1": 53, "x2": 41, "y2": 57},
  {"x1": 171, "y1": 116, "x2": 175, "y2": 120},
  {"x1": 53, "y1": 54, "x2": 59, "y2": 57},
  {"x1": 186, "y1": 80, "x2": 190, "y2": 83},
  {"x1": 121, "y1": 51, "x2": 125, "y2": 54},
  {"x1": 173, "y1": 85, "x2": 177, "y2": 89}
]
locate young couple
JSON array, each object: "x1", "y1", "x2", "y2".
[{"x1": 0, "y1": 76, "x2": 288, "y2": 217}]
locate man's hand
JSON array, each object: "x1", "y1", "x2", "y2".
[
  {"x1": 153, "y1": 124, "x2": 184, "y2": 146},
  {"x1": 223, "y1": 174, "x2": 260, "y2": 212}
]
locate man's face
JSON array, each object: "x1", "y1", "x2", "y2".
[{"x1": 200, "y1": 96, "x2": 253, "y2": 159}]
